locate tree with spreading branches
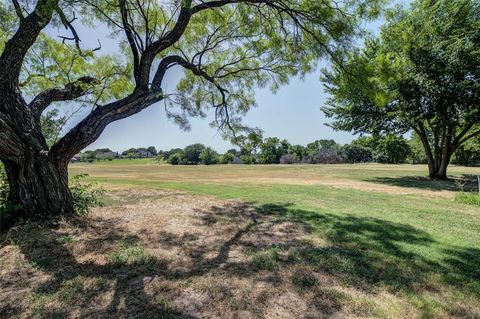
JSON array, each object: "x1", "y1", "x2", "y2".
[
  {"x1": 0, "y1": 0, "x2": 381, "y2": 223},
  {"x1": 322, "y1": 0, "x2": 480, "y2": 179}
]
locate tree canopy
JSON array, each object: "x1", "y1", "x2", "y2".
[{"x1": 322, "y1": 0, "x2": 480, "y2": 178}]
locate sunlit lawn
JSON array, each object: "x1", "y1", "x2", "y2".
[
  {"x1": 69, "y1": 160, "x2": 480, "y2": 316},
  {"x1": 2, "y1": 160, "x2": 479, "y2": 318}
]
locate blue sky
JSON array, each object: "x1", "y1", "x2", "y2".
[{"x1": 69, "y1": 0, "x2": 410, "y2": 153}]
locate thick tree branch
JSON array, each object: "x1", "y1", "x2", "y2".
[
  {"x1": 137, "y1": 0, "x2": 274, "y2": 89},
  {"x1": 49, "y1": 90, "x2": 163, "y2": 162},
  {"x1": 29, "y1": 76, "x2": 98, "y2": 115},
  {"x1": 0, "y1": 0, "x2": 57, "y2": 89},
  {"x1": 452, "y1": 121, "x2": 476, "y2": 146}
]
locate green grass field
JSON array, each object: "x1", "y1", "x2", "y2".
[
  {"x1": 2, "y1": 160, "x2": 479, "y2": 318},
  {"x1": 71, "y1": 161, "x2": 480, "y2": 316}
]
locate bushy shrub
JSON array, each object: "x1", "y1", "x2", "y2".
[
  {"x1": 70, "y1": 174, "x2": 105, "y2": 215},
  {"x1": 167, "y1": 152, "x2": 183, "y2": 165},
  {"x1": 279, "y1": 153, "x2": 299, "y2": 164}
]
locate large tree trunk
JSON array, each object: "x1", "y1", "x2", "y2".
[
  {"x1": 1, "y1": 90, "x2": 74, "y2": 226},
  {"x1": 2, "y1": 155, "x2": 74, "y2": 224},
  {"x1": 424, "y1": 149, "x2": 452, "y2": 179}
]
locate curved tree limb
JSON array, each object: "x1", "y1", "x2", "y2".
[
  {"x1": 29, "y1": 76, "x2": 98, "y2": 115},
  {"x1": 0, "y1": 0, "x2": 58, "y2": 89}
]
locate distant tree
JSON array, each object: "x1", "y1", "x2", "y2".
[
  {"x1": 95, "y1": 148, "x2": 113, "y2": 154},
  {"x1": 279, "y1": 154, "x2": 299, "y2": 164},
  {"x1": 147, "y1": 146, "x2": 157, "y2": 156},
  {"x1": 343, "y1": 145, "x2": 373, "y2": 163},
  {"x1": 226, "y1": 149, "x2": 239, "y2": 157},
  {"x1": 92, "y1": 148, "x2": 116, "y2": 161},
  {"x1": 240, "y1": 155, "x2": 255, "y2": 164},
  {"x1": 182, "y1": 144, "x2": 205, "y2": 165},
  {"x1": 453, "y1": 136, "x2": 480, "y2": 166},
  {"x1": 80, "y1": 151, "x2": 96, "y2": 163},
  {"x1": 306, "y1": 139, "x2": 339, "y2": 157},
  {"x1": 161, "y1": 148, "x2": 184, "y2": 161},
  {"x1": 374, "y1": 135, "x2": 410, "y2": 164},
  {"x1": 305, "y1": 139, "x2": 343, "y2": 163},
  {"x1": 236, "y1": 131, "x2": 264, "y2": 158},
  {"x1": 200, "y1": 147, "x2": 219, "y2": 165},
  {"x1": 288, "y1": 145, "x2": 307, "y2": 160},
  {"x1": 125, "y1": 152, "x2": 137, "y2": 160},
  {"x1": 167, "y1": 153, "x2": 183, "y2": 165},
  {"x1": 351, "y1": 136, "x2": 378, "y2": 150},
  {"x1": 259, "y1": 137, "x2": 289, "y2": 164},
  {"x1": 122, "y1": 148, "x2": 138, "y2": 157},
  {"x1": 220, "y1": 152, "x2": 235, "y2": 164},
  {"x1": 323, "y1": 0, "x2": 480, "y2": 178},
  {"x1": 408, "y1": 133, "x2": 427, "y2": 164}
]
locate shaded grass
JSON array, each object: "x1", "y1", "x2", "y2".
[
  {"x1": 2, "y1": 162, "x2": 476, "y2": 318},
  {"x1": 2, "y1": 198, "x2": 479, "y2": 318}
]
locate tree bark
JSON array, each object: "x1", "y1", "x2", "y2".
[
  {"x1": 2, "y1": 156, "x2": 73, "y2": 223},
  {"x1": 1, "y1": 91, "x2": 74, "y2": 226}
]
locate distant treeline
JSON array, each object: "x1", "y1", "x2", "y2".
[
  {"x1": 75, "y1": 134, "x2": 480, "y2": 166},
  {"x1": 73, "y1": 147, "x2": 158, "y2": 162}
]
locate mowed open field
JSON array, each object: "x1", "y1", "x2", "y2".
[{"x1": 1, "y1": 161, "x2": 480, "y2": 318}]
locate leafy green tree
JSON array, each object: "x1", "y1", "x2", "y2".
[
  {"x1": 259, "y1": 137, "x2": 290, "y2": 164},
  {"x1": 236, "y1": 131, "x2": 264, "y2": 157},
  {"x1": 167, "y1": 153, "x2": 184, "y2": 165},
  {"x1": 453, "y1": 136, "x2": 480, "y2": 166},
  {"x1": 240, "y1": 155, "x2": 256, "y2": 164},
  {"x1": 351, "y1": 136, "x2": 378, "y2": 150},
  {"x1": 182, "y1": 144, "x2": 206, "y2": 165},
  {"x1": 305, "y1": 139, "x2": 343, "y2": 163},
  {"x1": 408, "y1": 133, "x2": 427, "y2": 164},
  {"x1": 375, "y1": 135, "x2": 410, "y2": 164},
  {"x1": 147, "y1": 146, "x2": 157, "y2": 156},
  {"x1": 343, "y1": 144, "x2": 373, "y2": 163},
  {"x1": 323, "y1": 0, "x2": 480, "y2": 178},
  {"x1": 226, "y1": 149, "x2": 239, "y2": 157},
  {"x1": 161, "y1": 148, "x2": 184, "y2": 161},
  {"x1": 199, "y1": 147, "x2": 219, "y2": 165},
  {"x1": 306, "y1": 139, "x2": 340, "y2": 157},
  {"x1": 0, "y1": 0, "x2": 381, "y2": 221},
  {"x1": 288, "y1": 145, "x2": 307, "y2": 160},
  {"x1": 220, "y1": 152, "x2": 235, "y2": 164},
  {"x1": 80, "y1": 151, "x2": 96, "y2": 163}
]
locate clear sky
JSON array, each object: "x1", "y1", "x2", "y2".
[{"x1": 61, "y1": 0, "x2": 410, "y2": 153}]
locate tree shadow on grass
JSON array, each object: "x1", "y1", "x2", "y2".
[
  {"x1": 0, "y1": 220, "x2": 198, "y2": 319},
  {"x1": 364, "y1": 174, "x2": 479, "y2": 192},
  {"x1": 1, "y1": 200, "x2": 479, "y2": 318}
]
